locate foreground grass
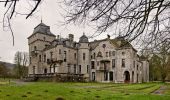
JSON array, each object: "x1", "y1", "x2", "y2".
[{"x1": 0, "y1": 81, "x2": 170, "y2": 100}]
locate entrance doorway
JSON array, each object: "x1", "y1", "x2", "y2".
[
  {"x1": 109, "y1": 71, "x2": 113, "y2": 81},
  {"x1": 124, "y1": 71, "x2": 130, "y2": 83},
  {"x1": 44, "y1": 68, "x2": 47, "y2": 74}
]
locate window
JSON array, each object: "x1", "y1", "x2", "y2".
[
  {"x1": 74, "y1": 53, "x2": 76, "y2": 60},
  {"x1": 45, "y1": 45, "x2": 48, "y2": 48},
  {"x1": 106, "y1": 52, "x2": 108, "y2": 57},
  {"x1": 59, "y1": 49, "x2": 61, "y2": 54},
  {"x1": 122, "y1": 52, "x2": 125, "y2": 55},
  {"x1": 43, "y1": 37, "x2": 46, "y2": 41},
  {"x1": 122, "y1": 59, "x2": 125, "y2": 67},
  {"x1": 68, "y1": 64, "x2": 71, "y2": 73},
  {"x1": 93, "y1": 53, "x2": 96, "y2": 59},
  {"x1": 109, "y1": 51, "x2": 111, "y2": 57},
  {"x1": 112, "y1": 51, "x2": 115, "y2": 56},
  {"x1": 83, "y1": 53, "x2": 86, "y2": 60},
  {"x1": 39, "y1": 55, "x2": 41, "y2": 62},
  {"x1": 91, "y1": 61, "x2": 95, "y2": 69},
  {"x1": 112, "y1": 59, "x2": 115, "y2": 68},
  {"x1": 87, "y1": 65, "x2": 89, "y2": 73},
  {"x1": 34, "y1": 46, "x2": 37, "y2": 51},
  {"x1": 97, "y1": 61, "x2": 99, "y2": 66},
  {"x1": 102, "y1": 44, "x2": 106, "y2": 48},
  {"x1": 64, "y1": 51, "x2": 67, "y2": 62},
  {"x1": 137, "y1": 64, "x2": 139, "y2": 70},
  {"x1": 44, "y1": 54, "x2": 46, "y2": 62},
  {"x1": 79, "y1": 65, "x2": 81, "y2": 73},
  {"x1": 74, "y1": 64, "x2": 76, "y2": 74},
  {"x1": 91, "y1": 55, "x2": 93, "y2": 59}
]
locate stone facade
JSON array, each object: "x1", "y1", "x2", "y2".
[{"x1": 28, "y1": 22, "x2": 149, "y2": 83}]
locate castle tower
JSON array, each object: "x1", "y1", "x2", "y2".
[
  {"x1": 27, "y1": 22, "x2": 56, "y2": 75},
  {"x1": 78, "y1": 33, "x2": 90, "y2": 80}
]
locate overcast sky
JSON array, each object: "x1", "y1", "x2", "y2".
[{"x1": 0, "y1": 0, "x2": 112, "y2": 63}]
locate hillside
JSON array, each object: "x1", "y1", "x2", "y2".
[{"x1": 0, "y1": 61, "x2": 15, "y2": 69}]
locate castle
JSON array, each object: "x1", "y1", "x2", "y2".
[{"x1": 27, "y1": 22, "x2": 149, "y2": 83}]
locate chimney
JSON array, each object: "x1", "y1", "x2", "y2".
[{"x1": 69, "y1": 34, "x2": 74, "y2": 42}]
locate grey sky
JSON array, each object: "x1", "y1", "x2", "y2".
[{"x1": 0, "y1": 0, "x2": 110, "y2": 63}]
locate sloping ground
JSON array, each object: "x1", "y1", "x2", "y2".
[
  {"x1": 152, "y1": 86, "x2": 167, "y2": 95},
  {"x1": 0, "y1": 82, "x2": 170, "y2": 100}
]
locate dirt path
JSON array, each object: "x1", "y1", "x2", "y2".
[
  {"x1": 152, "y1": 86, "x2": 167, "y2": 95},
  {"x1": 10, "y1": 79, "x2": 30, "y2": 86}
]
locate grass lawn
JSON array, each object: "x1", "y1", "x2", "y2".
[{"x1": 0, "y1": 81, "x2": 170, "y2": 100}]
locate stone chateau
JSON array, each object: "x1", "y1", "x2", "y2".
[{"x1": 28, "y1": 22, "x2": 149, "y2": 83}]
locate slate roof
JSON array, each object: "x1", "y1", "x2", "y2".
[
  {"x1": 28, "y1": 22, "x2": 56, "y2": 39},
  {"x1": 79, "y1": 33, "x2": 89, "y2": 43},
  {"x1": 89, "y1": 36, "x2": 136, "y2": 51}
]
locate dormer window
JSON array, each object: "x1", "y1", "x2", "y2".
[{"x1": 97, "y1": 51, "x2": 102, "y2": 57}]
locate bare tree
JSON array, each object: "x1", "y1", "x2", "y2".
[
  {"x1": 1, "y1": 0, "x2": 42, "y2": 45},
  {"x1": 14, "y1": 51, "x2": 29, "y2": 78},
  {"x1": 64, "y1": 0, "x2": 170, "y2": 49}
]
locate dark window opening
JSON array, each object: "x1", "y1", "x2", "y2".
[
  {"x1": 33, "y1": 66, "x2": 35, "y2": 74},
  {"x1": 83, "y1": 53, "x2": 86, "y2": 60},
  {"x1": 39, "y1": 55, "x2": 41, "y2": 62},
  {"x1": 87, "y1": 65, "x2": 89, "y2": 73},
  {"x1": 74, "y1": 53, "x2": 76, "y2": 60},
  {"x1": 74, "y1": 64, "x2": 76, "y2": 74},
  {"x1": 44, "y1": 54, "x2": 46, "y2": 62},
  {"x1": 91, "y1": 61, "x2": 95, "y2": 69},
  {"x1": 109, "y1": 72, "x2": 113, "y2": 81},
  {"x1": 122, "y1": 52, "x2": 125, "y2": 55},
  {"x1": 44, "y1": 68, "x2": 47, "y2": 74},
  {"x1": 34, "y1": 46, "x2": 37, "y2": 51},
  {"x1": 93, "y1": 53, "x2": 96, "y2": 59},
  {"x1": 122, "y1": 59, "x2": 125, "y2": 67},
  {"x1": 64, "y1": 51, "x2": 67, "y2": 62},
  {"x1": 79, "y1": 65, "x2": 81, "y2": 74}
]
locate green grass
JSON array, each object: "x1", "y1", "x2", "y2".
[{"x1": 0, "y1": 81, "x2": 170, "y2": 100}]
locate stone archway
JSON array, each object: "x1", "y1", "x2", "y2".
[{"x1": 124, "y1": 71, "x2": 130, "y2": 83}]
